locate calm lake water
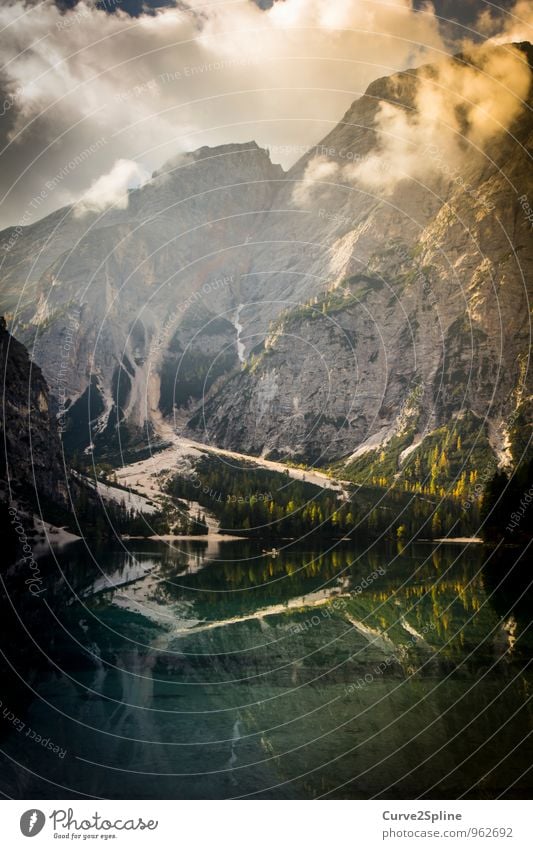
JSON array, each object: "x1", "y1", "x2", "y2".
[{"x1": 1, "y1": 537, "x2": 532, "y2": 799}]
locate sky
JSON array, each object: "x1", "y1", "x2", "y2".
[{"x1": 0, "y1": 0, "x2": 531, "y2": 229}]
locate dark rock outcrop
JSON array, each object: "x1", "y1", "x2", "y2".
[{"x1": 0, "y1": 317, "x2": 67, "y2": 508}]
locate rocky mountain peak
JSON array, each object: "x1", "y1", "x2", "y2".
[
  {"x1": 0, "y1": 42, "x2": 531, "y2": 480},
  {"x1": 151, "y1": 140, "x2": 284, "y2": 183}
]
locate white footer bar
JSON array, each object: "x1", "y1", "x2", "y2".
[{"x1": 2, "y1": 800, "x2": 529, "y2": 848}]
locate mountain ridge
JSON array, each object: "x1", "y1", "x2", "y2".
[{"x1": 0, "y1": 41, "x2": 531, "y2": 488}]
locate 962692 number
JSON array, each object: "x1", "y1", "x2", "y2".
[{"x1": 469, "y1": 828, "x2": 513, "y2": 838}]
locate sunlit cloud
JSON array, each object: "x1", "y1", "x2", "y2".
[{"x1": 0, "y1": 0, "x2": 529, "y2": 227}]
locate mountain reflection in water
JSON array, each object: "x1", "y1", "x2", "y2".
[{"x1": 0, "y1": 538, "x2": 531, "y2": 799}]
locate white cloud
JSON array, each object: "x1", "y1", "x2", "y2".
[
  {"x1": 292, "y1": 155, "x2": 341, "y2": 206},
  {"x1": 0, "y1": 0, "x2": 447, "y2": 226},
  {"x1": 75, "y1": 158, "x2": 149, "y2": 214},
  {"x1": 342, "y1": 43, "x2": 532, "y2": 193},
  {"x1": 0, "y1": 0, "x2": 528, "y2": 226}
]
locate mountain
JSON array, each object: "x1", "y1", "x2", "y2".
[
  {"x1": 197, "y1": 43, "x2": 533, "y2": 485},
  {"x1": 1, "y1": 43, "x2": 532, "y2": 491},
  {"x1": 0, "y1": 142, "x2": 283, "y2": 457},
  {"x1": 0, "y1": 316, "x2": 67, "y2": 512}
]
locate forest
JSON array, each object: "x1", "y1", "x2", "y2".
[{"x1": 165, "y1": 454, "x2": 479, "y2": 541}]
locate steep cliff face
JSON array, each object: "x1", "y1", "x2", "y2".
[
  {"x1": 190, "y1": 43, "x2": 533, "y2": 474},
  {"x1": 0, "y1": 317, "x2": 67, "y2": 508},
  {"x1": 1, "y1": 45, "x2": 532, "y2": 478},
  {"x1": 0, "y1": 143, "x2": 283, "y2": 454}
]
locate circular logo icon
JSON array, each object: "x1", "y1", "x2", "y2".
[{"x1": 20, "y1": 810, "x2": 46, "y2": 837}]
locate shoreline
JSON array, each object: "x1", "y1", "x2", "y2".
[
  {"x1": 149, "y1": 532, "x2": 246, "y2": 541},
  {"x1": 431, "y1": 536, "x2": 483, "y2": 544},
  {"x1": 120, "y1": 532, "x2": 245, "y2": 541}
]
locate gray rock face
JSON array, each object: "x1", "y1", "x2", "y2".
[
  {"x1": 1, "y1": 46, "x2": 532, "y2": 469},
  {"x1": 0, "y1": 317, "x2": 67, "y2": 507},
  {"x1": 0, "y1": 142, "x2": 283, "y2": 451},
  {"x1": 191, "y1": 44, "x2": 533, "y2": 466}
]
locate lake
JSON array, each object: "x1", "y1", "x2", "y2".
[{"x1": 0, "y1": 537, "x2": 531, "y2": 799}]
